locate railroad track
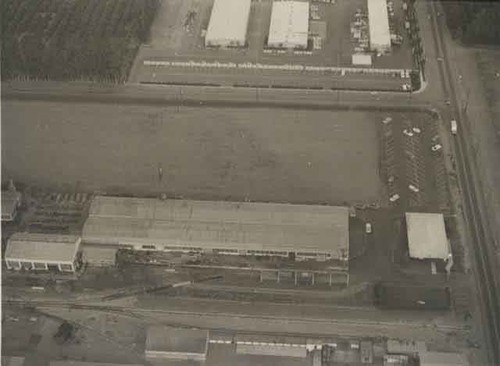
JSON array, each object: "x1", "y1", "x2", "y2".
[{"x1": 428, "y1": 1, "x2": 500, "y2": 362}]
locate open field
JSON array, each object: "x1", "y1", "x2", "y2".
[
  {"x1": 2, "y1": 101, "x2": 384, "y2": 205},
  {"x1": 128, "y1": 0, "x2": 414, "y2": 89},
  {"x1": 1, "y1": 0, "x2": 159, "y2": 82}
]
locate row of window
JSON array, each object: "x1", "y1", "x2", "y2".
[
  {"x1": 138, "y1": 244, "x2": 331, "y2": 258},
  {"x1": 6, "y1": 260, "x2": 74, "y2": 272}
]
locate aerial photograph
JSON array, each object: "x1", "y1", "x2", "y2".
[{"x1": 1, "y1": 0, "x2": 499, "y2": 365}]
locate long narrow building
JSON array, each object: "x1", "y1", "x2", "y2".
[
  {"x1": 367, "y1": 0, "x2": 391, "y2": 52},
  {"x1": 205, "y1": 0, "x2": 252, "y2": 47},
  {"x1": 267, "y1": 0, "x2": 309, "y2": 49},
  {"x1": 82, "y1": 196, "x2": 349, "y2": 263}
]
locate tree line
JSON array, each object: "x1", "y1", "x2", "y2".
[
  {"x1": 441, "y1": 0, "x2": 500, "y2": 45},
  {"x1": 1, "y1": 0, "x2": 160, "y2": 82}
]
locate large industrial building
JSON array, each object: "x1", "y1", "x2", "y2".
[
  {"x1": 367, "y1": 0, "x2": 391, "y2": 52},
  {"x1": 267, "y1": 0, "x2": 309, "y2": 49},
  {"x1": 205, "y1": 0, "x2": 251, "y2": 47},
  {"x1": 5, "y1": 233, "x2": 82, "y2": 273},
  {"x1": 405, "y1": 212, "x2": 451, "y2": 260},
  {"x1": 82, "y1": 196, "x2": 349, "y2": 263}
]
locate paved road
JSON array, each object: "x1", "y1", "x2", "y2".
[{"x1": 427, "y1": 1, "x2": 500, "y2": 364}]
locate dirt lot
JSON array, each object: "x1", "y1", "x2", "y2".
[{"x1": 2, "y1": 101, "x2": 384, "y2": 205}]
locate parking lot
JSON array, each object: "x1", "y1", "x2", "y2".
[{"x1": 128, "y1": 0, "x2": 414, "y2": 90}]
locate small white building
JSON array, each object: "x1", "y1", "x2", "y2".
[
  {"x1": 1, "y1": 190, "x2": 21, "y2": 222},
  {"x1": 405, "y1": 213, "x2": 451, "y2": 260},
  {"x1": 419, "y1": 352, "x2": 468, "y2": 366},
  {"x1": 145, "y1": 326, "x2": 209, "y2": 362},
  {"x1": 205, "y1": 0, "x2": 251, "y2": 47},
  {"x1": 352, "y1": 54, "x2": 372, "y2": 66},
  {"x1": 268, "y1": 1, "x2": 309, "y2": 49},
  {"x1": 5, "y1": 233, "x2": 82, "y2": 273},
  {"x1": 367, "y1": 0, "x2": 391, "y2": 52}
]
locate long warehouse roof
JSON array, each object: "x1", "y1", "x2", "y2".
[
  {"x1": 82, "y1": 196, "x2": 349, "y2": 257},
  {"x1": 5, "y1": 233, "x2": 81, "y2": 263},
  {"x1": 405, "y1": 213, "x2": 450, "y2": 260},
  {"x1": 367, "y1": 0, "x2": 391, "y2": 50},
  {"x1": 268, "y1": 1, "x2": 309, "y2": 48},
  {"x1": 205, "y1": 0, "x2": 251, "y2": 45}
]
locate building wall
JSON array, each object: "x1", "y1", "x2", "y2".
[{"x1": 5, "y1": 259, "x2": 76, "y2": 272}]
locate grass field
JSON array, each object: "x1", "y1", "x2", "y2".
[
  {"x1": 2, "y1": 101, "x2": 383, "y2": 205},
  {"x1": 1, "y1": 0, "x2": 159, "y2": 82}
]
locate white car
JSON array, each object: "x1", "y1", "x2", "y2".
[
  {"x1": 451, "y1": 120, "x2": 457, "y2": 135},
  {"x1": 365, "y1": 222, "x2": 372, "y2": 234},
  {"x1": 431, "y1": 144, "x2": 442, "y2": 152},
  {"x1": 403, "y1": 129, "x2": 414, "y2": 137},
  {"x1": 412, "y1": 127, "x2": 421, "y2": 134},
  {"x1": 408, "y1": 184, "x2": 420, "y2": 193},
  {"x1": 389, "y1": 193, "x2": 400, "y2": 202}
]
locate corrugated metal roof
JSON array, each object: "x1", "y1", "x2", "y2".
[
  {"x1": 236, "y1": 344, "x2": 307, "y2": 358},
  {"x1": 367, "y1": 0, "x2": 391, "y2": 50},
  {"x1": 268, "y1": 1, "x2": 309, "y2": 49},
  {"x1": 406, "y1": 213, "x2": 450, "y2": 260},
  {"x1": 146, "y1": 327, "x2": 208, "y2": 355},
  {"x1": 419, "y1": 352, "x2": 468, "y2": 366},
  {"x1": 205, "y1": 0, "x2": 251, "y2": 46},
  {"x1": 83, "y1": 196, "x2": 349, "y2": 258},
  {"x1": 5, "y1": 233, "x2": 80, "y2": 263}
]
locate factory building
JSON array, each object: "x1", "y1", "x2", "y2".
[
  {"x1": 405, "y1": 213, "x2": 451, "y2": 261},
  {"x1": 145, "y1": 326, "x2": 209, "y2": 362},
  {"x1": 205, "y1": 0, "x2": 251, "y2": 47},
  {"x1": 82, "y1": 196, "x2": 349, "y2": 263},
  {"x1": 268, "y1": 0, "x2": 309, "y2": 49},
  {"x1": 367, "y1": 0, "x2": 391, "y2": 52},
  {"x1": 5, "y1": 233, "x2": 82, "y2": 273}
]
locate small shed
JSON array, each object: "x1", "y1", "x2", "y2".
[
  {"x1": 5, "y1": 233, "x2": 82, "y2": 272},
  {"x1": 145, "y1": 326, "x2": 209, "y2": 362},
  {"x1": 405, "y1": 213, "x2": 450, "y2": 260},
  {"x1": 352, "y1": 54, "x2": 372, "y2": 66},
  {"x1": 1, "y1": 191, "x2": 21, "y2": 222}
]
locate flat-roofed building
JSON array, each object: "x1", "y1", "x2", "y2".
[
  {"x1": 146, "y1": 326, "x2": 209, "y2": 362},
  {"x1": 205, "y1": 0, "x2": 251, "y2": 47},
  {"x1": 268, "y1": 1, "x2": 309, "y2": 49},
  {"x1": 405, "y1": 213, "x2": 450, "y2": 260},
  {"x1": 367, "y1": 0, "x2": 391, "y2": 52},
  {"x1": 5, "y1": 233, "x2": 82, "y2": 272},
  {"x1": 82, "y1": 196, "x2": 349, "y2": 262},
  {"x1": 1, "y1": 190, "x2": 21, "y2": 222},
  {"x1": 418, "y1": 352, "x2": 468, "y2": 366}
]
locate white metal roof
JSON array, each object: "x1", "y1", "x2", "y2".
[
  {"x1": 405, "y1": 213, "x2": 450, "y2": 260},
  {"x1": 146, "y1": 326, "x2": 208, "y2": 355},
  {"x1": 352, "y1": 54, "x2": 372, "y2": 66},
  {"x1": 236, "y1": 343, "x2": 307, "y2": 358},
  {"x1": 5, "y1": 233, "x2": 81, "y2": 263},
  {"x1": 83, "y1": 196, "x2": 349, "y2": 258},
  {"x1": 268, "y1": 1, "x2": 309, "y2": 49},
  {"x1": 205, "y1": 0, "x2": 251, "y2": 46},
  {"x1": 367, "y1": 0, "x2": 391, "y2": 50},
  {"x1": 419, "y1": 352, "x2": 468, "y2": 366}
]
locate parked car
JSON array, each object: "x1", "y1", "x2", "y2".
[
  {"x1": 365, "y1": 222, "x2": 372, "y2": 234},
  {"x1": 451, "y1": 120, "x2": 457, "y2": 135},
  {"x1": 431, "y1": 144, "x2": 442, "y2": 152}
]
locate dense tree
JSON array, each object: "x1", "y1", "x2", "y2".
[
  {"x1": 1, "y1": 0, "x2": 160, "y2": 81},
  {"x1": 442, "y1": 1, "x2": 500, "y2": 45}
]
